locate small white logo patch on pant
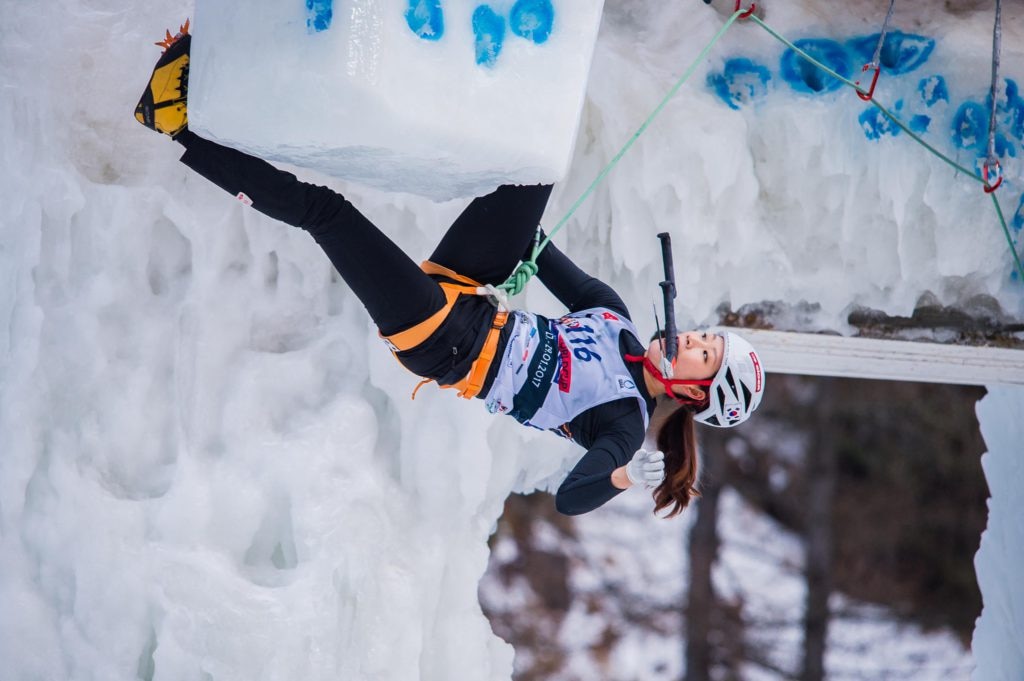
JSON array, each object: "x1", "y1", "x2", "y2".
[{"x1": 236, "y1": 192, "x2": 253, "y2": 206}]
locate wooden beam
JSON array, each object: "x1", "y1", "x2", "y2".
[{"x1": 733, "y1": 329, "x2": 1024, "y2": 386}]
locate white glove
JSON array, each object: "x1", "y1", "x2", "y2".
[{"x1": 625, "y1": 449, "x2": 666, "y2": 488}]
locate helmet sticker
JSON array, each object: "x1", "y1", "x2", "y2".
[{"x1": 750, "y1": 352, "x2": 762, "y2": 392}]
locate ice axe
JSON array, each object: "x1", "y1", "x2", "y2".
[{"x1": 656, "y1": 232, "x2": 678, "y2": 375}]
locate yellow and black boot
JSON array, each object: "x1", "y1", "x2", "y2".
[{"x1": 135, "y1": 20, "x2": 191, "y2": 138}]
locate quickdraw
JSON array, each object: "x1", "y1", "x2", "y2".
[
  {"x1": 983, "y1": 160, "x2": 1003, "y2": 194},
  {"x1": 983, "y1": 0, "x2": 1003, "y2": 194},
  {"x1": 856, "y1": 64, "x2": 881, "y2": 102},
  {"x1": 855, "y1": 0, "x2": 896, "y2": 101},
  {"x1": 734, "y1": 1, "x2": 757, "y2": 20}
]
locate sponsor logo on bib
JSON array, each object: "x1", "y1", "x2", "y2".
[{"x1": 556, "y1": 336, "x2": 572, "y2": 392}]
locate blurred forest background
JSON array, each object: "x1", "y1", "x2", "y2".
[{"x1": 480, "y1": 371, "x2": 989, "y2": 680}]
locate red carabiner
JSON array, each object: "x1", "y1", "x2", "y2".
[
  {"x1": 983, "y1": 160, "x2": 1003, "y2": 194},
  {"x1": 734, "y1": 1, "x2": 756, "y2": 19},
  {"x1": 856, "y1": 63, "x2": 880, "y2": 101}
]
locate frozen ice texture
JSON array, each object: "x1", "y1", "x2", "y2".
[
  {"x1": 189, "y1": 0, "x2": 605, "y2": 200},
  {"x1": 972, "y1": 386, "x2": 1024, "y2": 681},
  {"x1": 1, "y1": 0, "x2": 1023, "y2": 679}
]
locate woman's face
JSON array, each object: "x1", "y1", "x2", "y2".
[{"x1": 647, "y1": 330, "x2": 725, "y2": 382}]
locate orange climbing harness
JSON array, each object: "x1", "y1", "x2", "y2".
[{"x1": 380, "y1": 261, "x2": 509, "y2": 400}]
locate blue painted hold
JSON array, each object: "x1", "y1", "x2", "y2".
[
  {"x1": 780, "y1": 39, "x2": 851, "y2": 94},
  {"x1": 847, "y1": 32, "x2": 934, "y2": 75},
  {"x1": 994, "y1": 132, "x2": 1016, "y2": 159},
  {"x1": 707, "y1": 58, "x2": 772, "y2": 110},
  {"x1": 473, "y1": 5, "x2": 506, "y2": 68},
  {"x1": 917, "y1": 75, "x2": 949, "y2": 108},
  {"x1": 909, "y1": 114, "x2": 931, "y2": 134},
  {"x1": 510, "y1": 0, "x2": 554, "y2": 44},
  {"x1": 859, "y1": 107, "x2": 901, "y2": 141},
  {"x1": 306, "y1": 0, "x2": 333, "y2": 33},
  {"x1": 993, "y1": 78, "x2": 1024, "y2": 141},
  {"x1": 406, "y1": 0, "x2": 445, "y2": 41},
  {"x1": 951, "y1": 101, "x2": 989, "y2": 151},
  {"x1": 1012, "y1": 193, "x2": 1024, "y2": 233}
]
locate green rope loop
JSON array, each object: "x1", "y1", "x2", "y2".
[{"x1": 502, "y1": 260, "x2": 539, "y2": 297}]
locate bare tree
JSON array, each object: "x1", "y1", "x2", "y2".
[
  {"x1": 802, "y1": 379, "x2": 838, "y2": 681},
  {"x1": 685, "y1": 435, "x2": 728, "y2": 681}
]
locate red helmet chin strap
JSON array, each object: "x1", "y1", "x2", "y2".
[{"x1": 624, "y1": 354, "x2": 713, "y2": 405}]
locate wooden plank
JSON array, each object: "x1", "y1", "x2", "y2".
[{"x1": 733, "y1": 329, "x2": 1024, "y2": 386}]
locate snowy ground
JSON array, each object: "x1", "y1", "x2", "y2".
[{"x1": 1, "y1": 0, "x2": 1022, "y2": 679}]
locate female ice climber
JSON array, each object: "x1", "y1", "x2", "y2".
[{"x1": 135, "y1": 27, "x2": 764, "y2": 517}]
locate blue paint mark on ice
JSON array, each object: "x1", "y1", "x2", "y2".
[
  {"x1": 473, "y1": 5, "x2": 506, "y2": 68},
  {"x1": 707, "y1": 58, "x2": 771, "y2": 110},
  {"x1": 917, "y1": 75, "x2": 949, "y2": 107},
  {"x1": 909, "y1": 114, "x2": 931, "y2": 134},
  {"x1": 994, "y1": 133, "x2": 1017, "y2": 159},
  {"x1": 860, "y1": 106, "x2": 901, "y2": 140},
  {"x1": 780, "y1": 39, "x2": 851, "y2": 94},
  {"x1": 306, "y1": 0, "x2": 333, "y2": 33},
  {"x1": 952, "y1": 101, "x2": 989, "y2": 151},
  {"x1": 406, "y1": 0, "x2": 445, "y2": 41},
  {"x1": 1012, "y1": 194, "x2": 1024, "y2": 233},
  {"x1": 993, "y1": 79, "x2": 1024, "y2": 141},
  {"x1": 510, "y1": 0, "x2": 554, "y2": 45},
  {"x1": 847, "y1": 32, "x2": 935, "y2": 75}
]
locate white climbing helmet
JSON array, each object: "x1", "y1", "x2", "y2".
[{"x1": 694, "y1": 330, "x2": 765, "y2": 428}]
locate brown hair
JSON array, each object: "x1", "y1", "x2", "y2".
[{"x1": 652, "y1": 400, "x2": 703, "y2": 517}]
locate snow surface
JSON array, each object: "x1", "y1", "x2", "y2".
[
  {"x1": 523, "y1": 487, "x2": 975, "y2": 680},
  {"x1": 1, "y1": 0, "x2": 1023, "y2": 680}
]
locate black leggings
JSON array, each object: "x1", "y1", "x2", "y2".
[{"x1": 177, "y1": 131, "x2": 553, "y2": 336}]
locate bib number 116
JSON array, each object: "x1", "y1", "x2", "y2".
[{"x1": 565, "y1": 325, "x2": 602, "y2": 362}]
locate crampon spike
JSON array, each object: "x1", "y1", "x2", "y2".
[{"x1": 155, "y1": 18, "x2": 191, "y2": 52}]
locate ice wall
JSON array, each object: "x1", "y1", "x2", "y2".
[
  {"x1": 972, "y1": 385, "x2": 1024, "y2": 681},
  {"x1": 189, "y1": 0, "x2": 605, "y2": 200},
  {"x1": 1, "y1": 1, "x2": 1023, "y2": 680},
  {"x1": 561, "y1": 0, "x2": 1024, "y2": 330}
]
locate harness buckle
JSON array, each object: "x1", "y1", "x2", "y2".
[{"x1": 478, "y1": 284, "x2": 511, "y2": 312}]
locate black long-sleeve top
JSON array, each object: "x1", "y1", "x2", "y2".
[
  {"x1": 396, "y1": 236, "x2": 656, "y2": 515},
  {"x1": 515, "y1": 239, "x2": 656, "y2": 515}
]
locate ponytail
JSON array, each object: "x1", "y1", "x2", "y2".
[{"x1": 652, "y1": 401, "x2": 702, "y2": 517}]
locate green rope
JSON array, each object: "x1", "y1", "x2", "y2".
[
  {"x1": 498, "y1": 9, "x2": 746, "y2": 295},
  {"x1": 747, "y1": 13, "x2": 1024, "y2": 282},
  {"x1": 499, "y1": 7, "x2": 1024, "y2": 294},
  {"x1": 990, "y1": 192, "x2": 1024, "y2": 284}
]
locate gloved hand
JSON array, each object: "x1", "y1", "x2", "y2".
[{"x1": 625, "y1": 449, "x2": 666, "y2": 488}]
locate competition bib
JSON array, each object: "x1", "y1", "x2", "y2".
[{"x1": 483, "y1": 308, "x2": 650, "y2": 436}]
